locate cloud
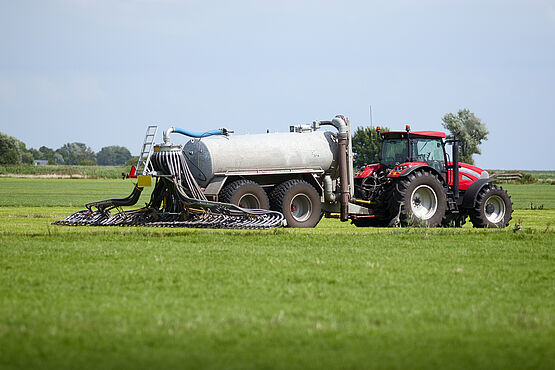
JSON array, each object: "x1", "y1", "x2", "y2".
[
  {"x1": 70, "y1": 75, "x2": 107, "y2": 102},
  {"x1": 35, "y1": 78, "x2": 65, "y2": 103},
  {"x1": 0, "y1": 79, "x2": 17, "y2": 102},
  {"x1": 548, "y1": 6, "x2": 555, "y2": 23},
  {"x1": 33, "y1": 74, "x2": 106, "y2": 103}
]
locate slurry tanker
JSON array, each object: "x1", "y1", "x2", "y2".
[{"x1": 55, "y1": 115, "x2": 512, "y2": 229}]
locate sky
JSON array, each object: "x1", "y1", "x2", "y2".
[{"x1": 0, "y1": 0, "x2": 554, "y2": 169}]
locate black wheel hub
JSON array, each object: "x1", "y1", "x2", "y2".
[{"x1": 485, "y1": 203, "x2": 495, "y2": 214}]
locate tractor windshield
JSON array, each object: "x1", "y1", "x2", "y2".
[
  {"x1": 411, "y1": 138, "x2": 446, "y2": 172},
  {"x1": 381, "y1": 139, "x2": 409, "y2": 167},
  {"x1": 381, "y1": 135, "x2": 446, "y2": 172}
]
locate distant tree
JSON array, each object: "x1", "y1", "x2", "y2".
[
  {"x1": 0, "y1": 131, "x2": 23, "y2": 165},
  {"x1": 16, "y1": 142, "x2": 40, "y2": 164},
  {"x1": 56, "y1": 143, "x2": 96, "y2": 165},
  {"x1": 15, "y1": 140, "x2": 35, "y2": 165},
  {"x1": 352, "y1": 125, "x2": 389, "y2": 168},
  {"x1": 37, "y1": 146, "x2": 58, "y2": 164},
  {"x1": 53, "y1": 153, "x2": 65, "y2": 165},
  {"x1": 39, "y1": 146, "x2": 55, "y2": 160},
  {"x1": 27, "y1": 148, "x2": 41, "y2": 161},
  {"x1": 21, "y1": 152, "x2": 34, "y2": 164},
  {"x1": 442, "y1": 109, "x2": 489, "y2": 165},
  {"x1": 96, "y1": 145, "x2": 132, "y2": 165}
]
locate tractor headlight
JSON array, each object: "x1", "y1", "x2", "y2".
[
  {"x1": 389, "y1": 165, "x2": 410, "y2": 176},
  {"x1": 392, "y1": 165, "x2": 409, "y2": 172}
]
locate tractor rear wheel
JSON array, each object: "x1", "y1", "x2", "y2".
[
  {"x1": 388, "y1": 170, "x2": 447, "y2": 227},
  {"x1": 270, "y1": 179, "x2": 321, "y2": 228},
  {"x1": 219, "y1": 180, "x2": 270, "y2": 210},
  {"x1": 469, "y1": 184, "x2": 513, "y2": 228}
]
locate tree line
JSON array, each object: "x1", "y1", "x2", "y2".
[{"x1": 0, "y1": 132, "x2": 134, "y2": 166}]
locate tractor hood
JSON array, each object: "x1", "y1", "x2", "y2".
[
  {"x1": 452, "y1": 162, "x2": 489, "y2": 179},
  {"x1": 355, "y1": 163, "x2": 384, "y2": 178}
]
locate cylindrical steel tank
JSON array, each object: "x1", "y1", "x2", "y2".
[{"x1": 182, "y1": 130, "x2": 338, "y2": 187}]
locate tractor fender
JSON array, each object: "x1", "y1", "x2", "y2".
[
  {"x1": 461, "y1": 178, "x2": 496, "y2": 209},
  {"x1": 397, "y1": 164, "x2": 445, "y2": 183}
]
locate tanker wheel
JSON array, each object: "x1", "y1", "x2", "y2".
[
  {"x1": 388, "y1": 170, "x2": 447, "y2": 227},
  {"x1": 270, "y1": 179, "x2": 321, "y2": 228},
  {"x1": 469, "y1": 184, "x2": 513, "y2": 228},
  {"x1": 219, "y1": 179, "x2": 270, "y2": 210}
]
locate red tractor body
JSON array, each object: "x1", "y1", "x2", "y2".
[{"x1": 352, "y1": 128, "x2": 513, "y2": 228}]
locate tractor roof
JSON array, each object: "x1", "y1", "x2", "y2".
[{"x1": 382, "y1": 131, "x2": 446, "y2": 138}]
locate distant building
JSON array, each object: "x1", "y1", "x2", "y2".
[{"x1": 33, "y1": 160, "x2": 49, "y2": 166}]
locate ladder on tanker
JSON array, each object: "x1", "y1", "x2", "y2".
[{"x1": 135, "y1": 125, "x2": 158, "y2": 175}]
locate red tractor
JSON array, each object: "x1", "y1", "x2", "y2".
[{"x1": 352, "y1": 126, "x2": 513, "y2": 228}]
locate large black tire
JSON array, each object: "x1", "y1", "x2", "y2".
[
  {"x1": 388, "y1": 170, "x2": 447, "y2": 227},
  {"x1": 469, "y1": 184, "x2": 513, "y2": 228},
  {"x1": 219, "y1": 180, "x2": 270, "y2": 210},
  {"x1": 270, "y1": 179, "x2": 321, "y2": 228}
]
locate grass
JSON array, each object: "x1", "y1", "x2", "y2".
[
  {"x1": 501, "y1": 184, "x2": 555, "y2": 210},
  {"x1": 521, "y1": 170, "x2": 555, "y2": 181},
  {"x1": 488, "y1": 170, "x2": 555, "y2": 181},
  {"x1": 0, "y1": 178, "x2": 153, "y2": 207},
  {"x1": 0, "y1": 178, "x2": 551, "y2": 211},
  {"x1": 0, "y1": 165, "x2": 127, "y2": 179},
  {"x1": 0, "y1": 178, "x2": 554, "y2": 369}
]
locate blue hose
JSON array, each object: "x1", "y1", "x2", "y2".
[{"x1": 173, "y1": 128, "x2": 225, "y2": 138}]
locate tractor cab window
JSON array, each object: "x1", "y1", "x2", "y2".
[
  {"x1": 411, "y1": 138, "x2": 445, "y2": 172},
  {"x1": 381, "y1": 139, "x2": 409, "y2": 167}
]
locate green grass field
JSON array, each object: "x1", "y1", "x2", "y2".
[
  {"x1": 0, "y1": 165, "x2": 127, "y2": 179},
  {"x1": 0, "y1": 178, "x2": 553, "y2": 369}
]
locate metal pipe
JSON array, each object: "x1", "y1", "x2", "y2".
[
  {"x1": 315, "y1": 115, "x2": 349, "y2": 140},
  {"x1": 338, "y1": 136, "x2": 349, "y2": 221},
  {"x1": 316, "y1": 115, "x2": 350, "y2": 221},
  {"x1": 323, "y1": 175, "x2": 337, "y2": 203}
]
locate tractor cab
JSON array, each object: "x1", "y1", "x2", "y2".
[{"x1": 379, "y1": 128, "x2": 447, "y2": 174}]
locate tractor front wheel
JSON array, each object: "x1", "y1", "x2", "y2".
[
  {"x1": 388, "y1": 170, "x2": 447, "y2": 227},
  {"x1": 469, "y1": 184, "x2": 513, "y2": 228}
]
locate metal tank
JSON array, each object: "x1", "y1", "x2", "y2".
[{"x1": 182, "y1": 130, "x2": 339, "y2": 187}]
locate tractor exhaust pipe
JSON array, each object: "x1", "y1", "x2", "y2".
[{"x1": 452, "y1": 132, "x2": 460, "y2": 200}]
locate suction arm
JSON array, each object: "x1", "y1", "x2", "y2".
[
  {"x1": 313, "y1": 115, "x2": 349, "y2": 140},
  {"x1": 314, "y1": 115, "x2": 351, "y2": 221},
  {"x1": 163, "y1": 127, "x2": 231, "y2": 143}
]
